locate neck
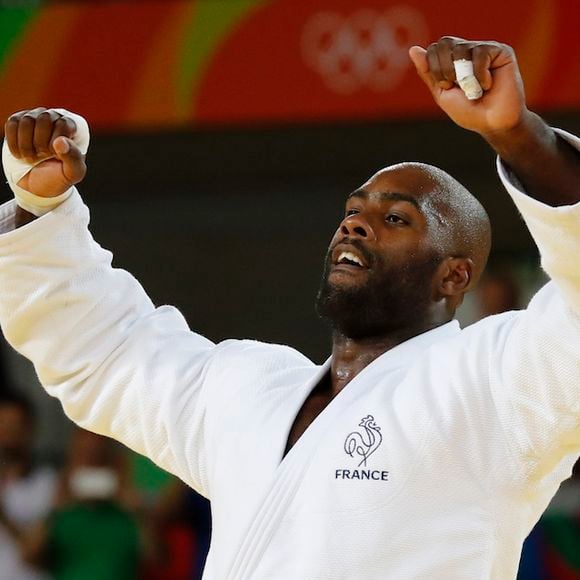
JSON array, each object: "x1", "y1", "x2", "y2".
[{"x1": 329, "y1": 319, "x2": 447, "y2": 395}]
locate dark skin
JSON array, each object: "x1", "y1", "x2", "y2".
[
  {"x1": 5, "y1": 38, "x2": 580, "y2": 453},
  {"x1": 288, "y1": 38, "x2": 580, "y2": 452},
  {"x1": 286, "y1": 166, "x2": 477, "y2": 452}
]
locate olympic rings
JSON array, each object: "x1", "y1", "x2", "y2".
[{"x1": 301, "y1": 6, "x2": 429, "y2": 94}]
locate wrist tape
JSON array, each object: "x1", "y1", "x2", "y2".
[{"x1": 2, "y1": 109, "x2": 90, "y2": 216}]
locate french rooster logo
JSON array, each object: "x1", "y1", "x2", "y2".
[{"x1": 344, "y1": 415, "x2": 383, "y2": 467}]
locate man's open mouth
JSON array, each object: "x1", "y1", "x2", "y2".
[
  {"x1": 332, "y1": 246, "x2": 369, "y2": 269},
  {"x1": 337, "y1": 251, "x2": 365, "y2": 267}
]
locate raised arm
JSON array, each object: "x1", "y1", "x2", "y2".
[
  {"x1": 0, "y1": 110, "x2": 219, "y2": 496},
  {"x1": 409, "y1": 37, "x2": 580, "y2": 206},
  {"x1": 411, "y1": 37, "x2": 580, "y2": 476}
]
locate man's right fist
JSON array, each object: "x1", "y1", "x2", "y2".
[{"x1": 3, "y1": 108, "x2": 89, "y2": 199}]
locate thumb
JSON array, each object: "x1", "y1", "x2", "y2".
[
  {"x1": 53, "y1": 136, "x2": 86, "y2": 185},
  {"x1": 409, "y1": 45, "x2": 436, "y2": 93}
]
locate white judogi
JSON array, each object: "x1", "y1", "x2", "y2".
[{"x1": 0, "y1": 132, "x2": 578, "y2": 580}]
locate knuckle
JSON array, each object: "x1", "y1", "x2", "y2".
[
  {"x1": 5, "y1": 121, "x2": 18, "y2": 136},
  {"x1": 19, "y1": 115, "x2": 35, "y2": 129},
  {"x1": 64, "y1": 121, "x2": 77, "y2": 136},
  {"x1": 438, "y1": 35, "x2": 461, "y2": 45},
  {"x1": 471, "y1": 46, "x2": 488, "y2": 63},
  {"x1": 451, "y1": 44, "x2": 473, "y2": 61},
  {"x1": 472, "y1": 43, "x2": 490, "y2": 52},
  {"x1": 55, "y1": 117, "x2": 74, "y2": 131},
  {"x1": 36, "y1": 113, "x2": 53, "y2": 132},
  {"x1": 53, "y1": 118, "x2": 68, "y2": 134}
]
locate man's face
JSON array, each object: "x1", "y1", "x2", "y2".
[{"x1": 316, "y1": 167, "x2": 445, "y2": 339}]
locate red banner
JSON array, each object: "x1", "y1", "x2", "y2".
[{"x1": 0, "y1": 0, "x2": 578, "y2": 130}]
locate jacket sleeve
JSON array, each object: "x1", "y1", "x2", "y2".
[
  {"x1": 484, "y1": 129, "x2": 580, "y2": 478},
  {"x1": 0, "y1": 191, "x2": 216, "y2": 496}
]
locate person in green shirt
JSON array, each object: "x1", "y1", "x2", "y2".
[
  {"x1": 46, "y1": 499, "x2": 140, "y2": 580},
  {"x1": 24, "y1": 429, "x2": 142, "y2": 580}
]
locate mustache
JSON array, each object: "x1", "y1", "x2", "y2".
[{"x1": 328, "y1": 237, "x2": 376, "y2": 268}]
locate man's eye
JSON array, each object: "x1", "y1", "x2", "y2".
[
  {"x1": 345, "y1": 209, "x2": 359, "y2": 217},
  {"x1": 386, "y1": 214, "x2": 406, "y2": 224}
]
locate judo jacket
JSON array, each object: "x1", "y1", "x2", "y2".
[{"x1": 0, "y1": 132, "x2": 578, "y2": 579}]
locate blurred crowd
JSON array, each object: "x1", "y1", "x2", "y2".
[
  {"x1": 0, "y1": 260, "x2": 578, "y2": 580},
  {"x1": 0, "y1": 393, "x2": 211, "y2": 580}
]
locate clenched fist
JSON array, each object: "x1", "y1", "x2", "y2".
[
  {"x1": 409, "y1": 37, "x2": 528, "y2": 137},
  {"x1": 3, "y1": 108, "x2": 88, "y2": 199}
]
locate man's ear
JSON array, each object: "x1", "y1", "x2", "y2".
[{"x1": 435, "y1": 257, "x2": 473, "y2": 299}]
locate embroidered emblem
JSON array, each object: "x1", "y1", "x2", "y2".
[{"x1": 344, "y1": 414, "x2": 383, "y2": 467}]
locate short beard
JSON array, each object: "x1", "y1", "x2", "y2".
[{"x1": 315, "y1": 246, "x2": 441, "y2": 340}]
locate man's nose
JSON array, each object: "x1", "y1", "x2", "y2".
[{"x1": 340, "y1": 214, "x2": 376, "y2": 240}]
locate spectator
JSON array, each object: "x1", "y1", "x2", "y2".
[
  {"x1": 145, "y1": 480, "x2": 211, "y2": 580},
  {"x1": 0, "y1": 390, "x2": 56, "y2": 580},
  {"x1": 476, "y1": 266, "x2": 520, "y2": 317},
  {"x1": 24, "y1": 429, "x2": 143, "y2": 580}
]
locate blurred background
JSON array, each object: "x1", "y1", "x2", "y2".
[{"x1": 0, "y1": 0, "x2": 579, "y2": 578}]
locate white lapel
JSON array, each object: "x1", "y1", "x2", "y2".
[{"x1": 225, "y1": 321, "x2": 460, "y2": 579}]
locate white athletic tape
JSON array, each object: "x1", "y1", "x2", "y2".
[
  {"x1": 2, "y1": 109, "x2": 90, "y2": 216},
  {"x1": 453, "y1": 59, "x2": 483, "y2": 101}
]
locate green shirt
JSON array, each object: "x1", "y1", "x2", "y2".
[{"x1": 48, "y1": 502, "x2": 140, "y2": 580}]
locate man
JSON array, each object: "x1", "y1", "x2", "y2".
[
  {"x1": 0, "y1": 36, "x2": 578, "y2": 579},
  {"x1": 0, "y1": 392, "x2": 56, "y2": 580}
]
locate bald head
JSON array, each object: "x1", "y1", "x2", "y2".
[
  {"x1": 363, "y1": 162, "x2": 492, "y2": 290},
  {"x1": 318, "y1": 162, "x2": 491, "y2": 338}
]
